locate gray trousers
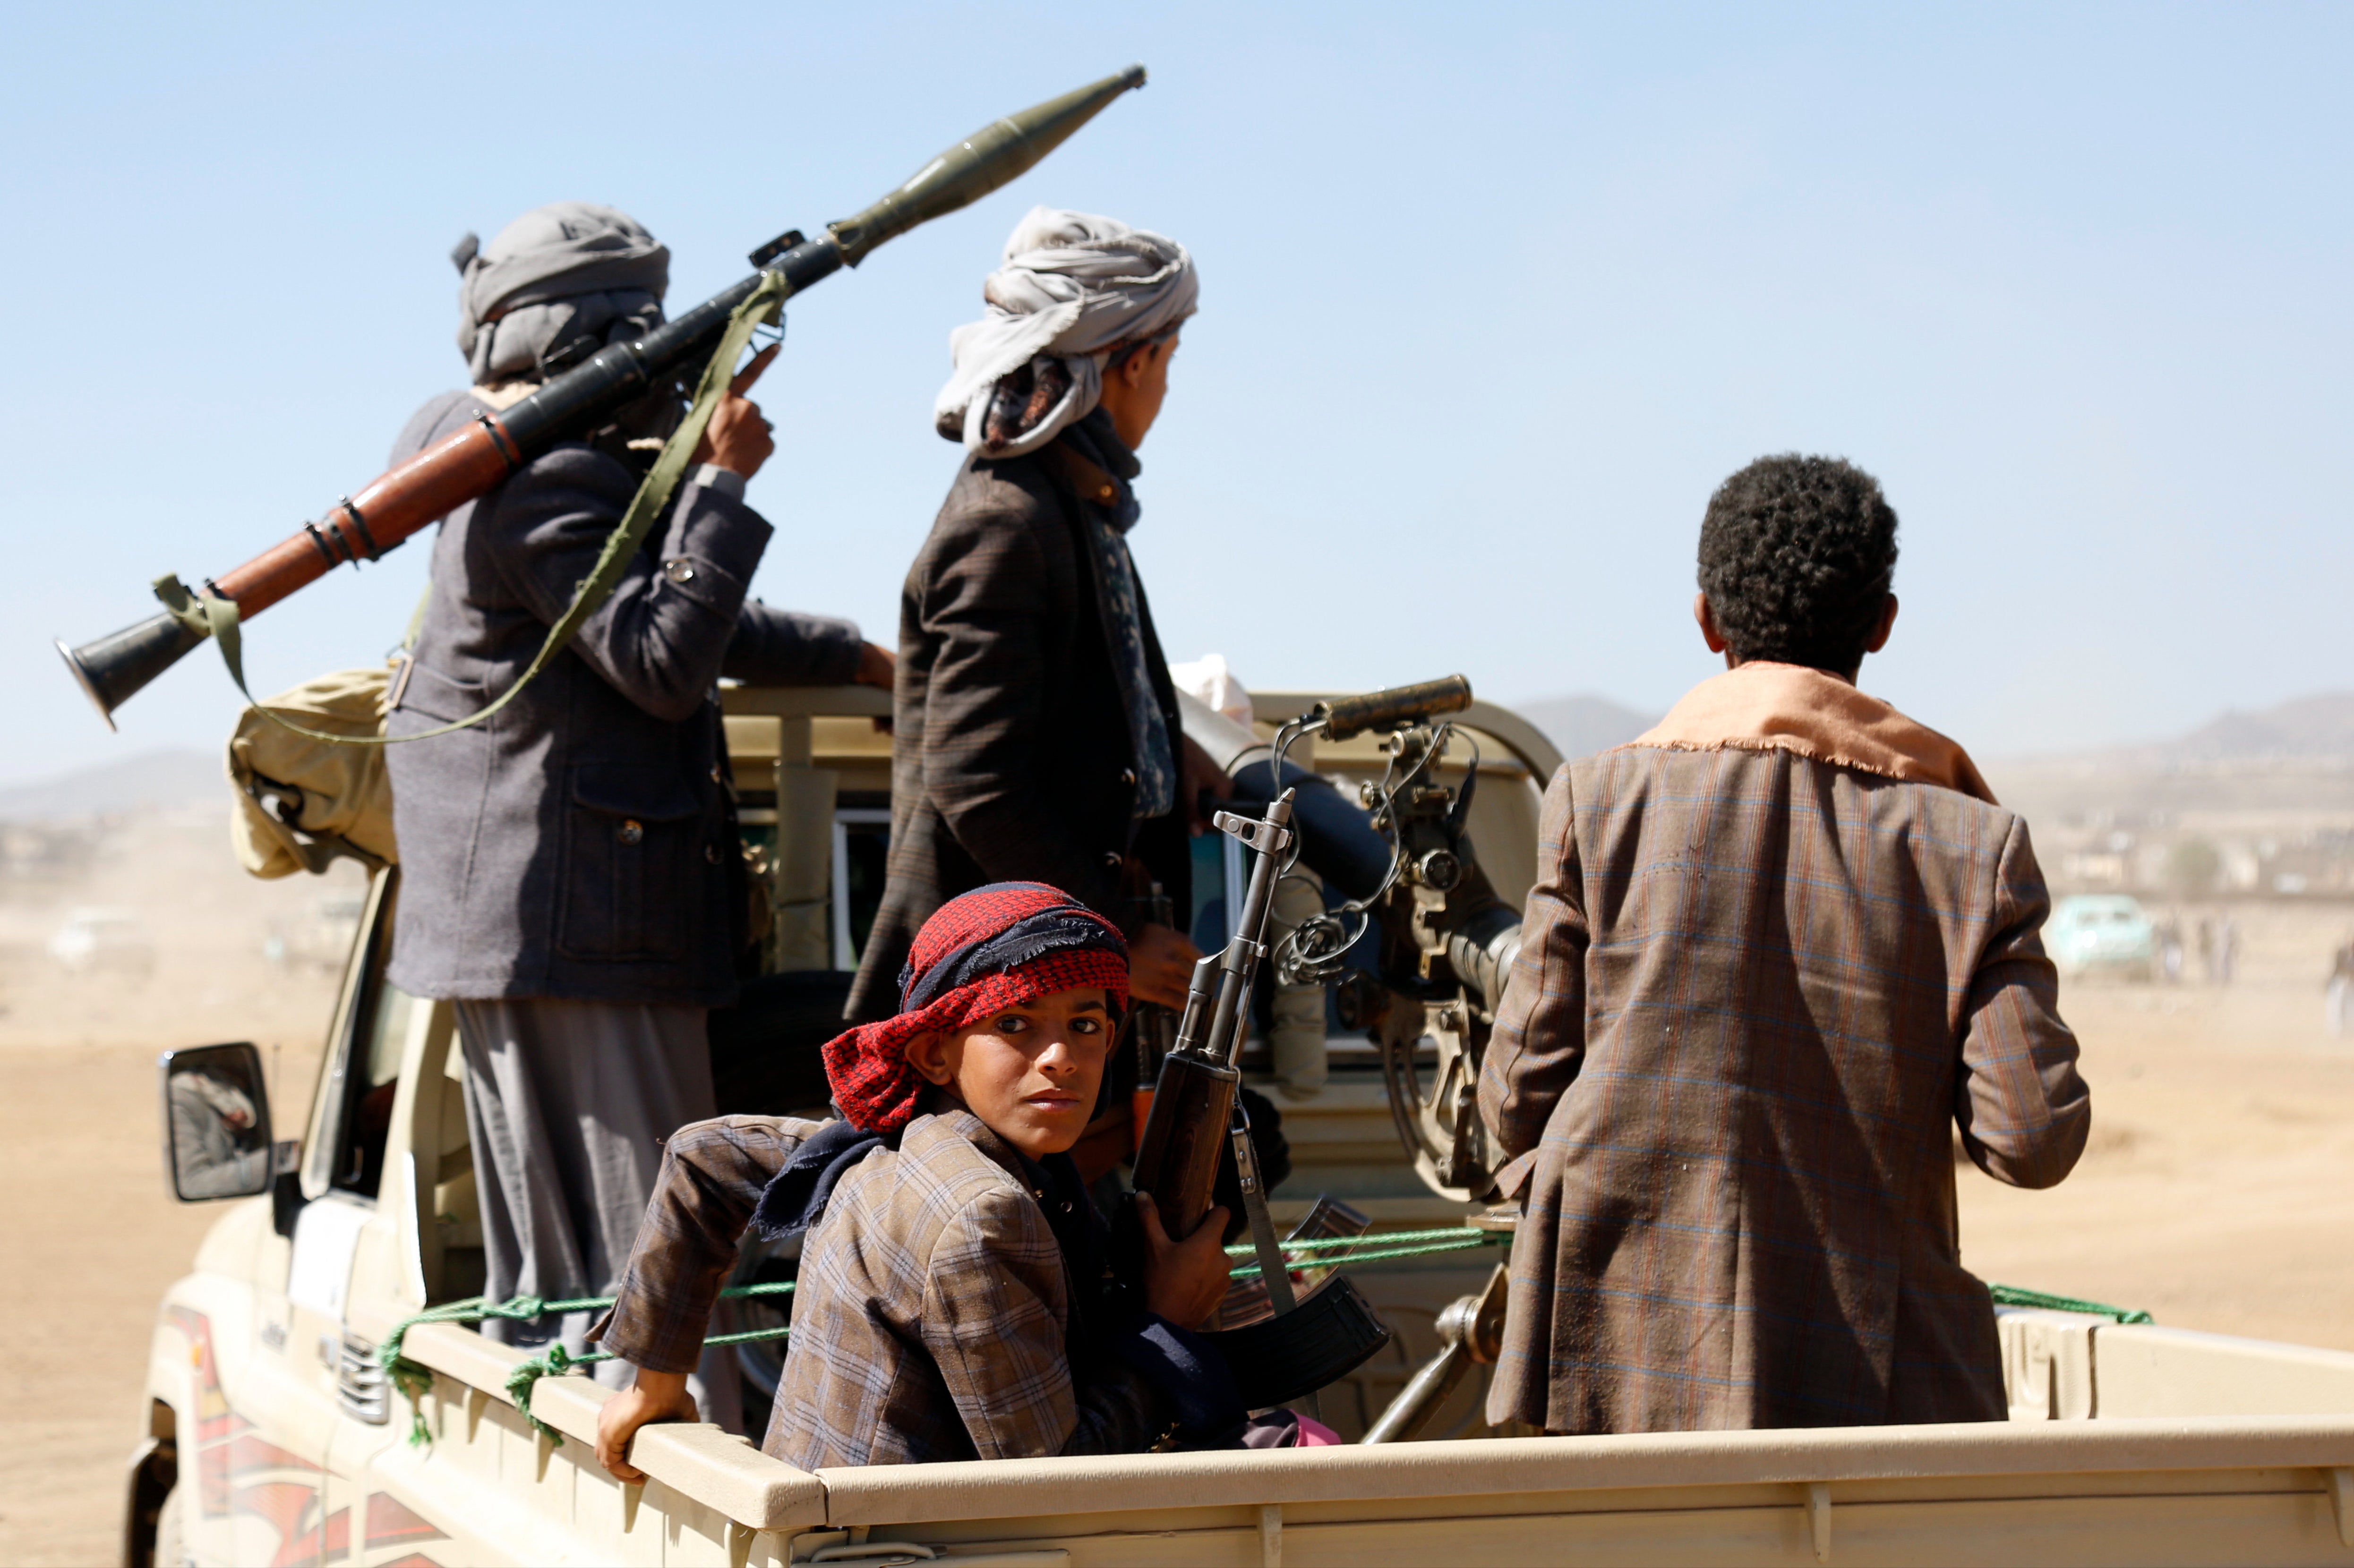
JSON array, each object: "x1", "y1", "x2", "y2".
[{"x1": 454, "y1": 997, "x2": 744, "y2": 1435}]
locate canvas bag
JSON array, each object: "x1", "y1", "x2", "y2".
[
  {"x1": 207, "y1": 275, "x2": 792, "y2": 881},
  {"x1": 226, "y1": 666, "x2": 399, "y2": 878}
]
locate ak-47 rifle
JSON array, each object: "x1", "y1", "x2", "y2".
[
  {"x1": 1125, "y1": 676, "x2": 1487, "y2": 1409},
  {"x1": 58, "y1": 66, "x2": 1147, "y2": 729},
  {"x1": 1128, "y1": 791, "x2": 1391, "y2": 1407}
]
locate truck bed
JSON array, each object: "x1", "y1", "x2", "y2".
[{"x1": 351, "y1": 1304, "x2": 2354, "y2": 1566}]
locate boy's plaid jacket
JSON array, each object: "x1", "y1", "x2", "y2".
[
  {"x1": 597, "y1": 1109, "x2": 1165, "y2": 1466},
  {"x1": 1479, "y1": 702, "x2": 2089, "y2": 1434}
]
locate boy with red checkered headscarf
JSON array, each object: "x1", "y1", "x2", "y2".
[{"x1": 592, "y1": 883, "x2": 1250, "y2": 1472}]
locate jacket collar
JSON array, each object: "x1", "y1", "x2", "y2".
[
  {"x1": 1042, "y1": 410, "x2": 1142, "y2": 532},
  {"x1": 1621, "y1": 661, "x2": 1997, "y2": 802},
  {"x1": 918, "y1": 1108, "x2": 1063, "y2": 1203}
]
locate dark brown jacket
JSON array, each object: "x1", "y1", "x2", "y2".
[{"x1": 847, "y1": 422, "x2": 1188, "y2": 1021}]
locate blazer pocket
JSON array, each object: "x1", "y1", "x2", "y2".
[
  {"x1": 386, "y1": 659, "x2": 488, "y2": 727},
  {"x1": 558, "y1": 764, "x2": 703, "y2": 962}
]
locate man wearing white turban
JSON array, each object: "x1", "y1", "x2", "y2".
[
  {"x1": 932, "y1": 207, "x2": 1200, "y2": 458},
  {"x1": 849, "y1": 210, "x2": 1221, "y2": 1096}
]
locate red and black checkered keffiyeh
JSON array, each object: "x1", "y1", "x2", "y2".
[{"x1": 820, "y1": 882, "x2": 1130, "y2": 1133}]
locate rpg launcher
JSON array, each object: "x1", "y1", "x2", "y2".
[{"x1": 59, "y1": 64, "x2": 1148, "y2": 728}]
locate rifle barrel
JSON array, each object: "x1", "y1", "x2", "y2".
[
  {"x1": 1315, "y1": 674, "x2": 1473, "y2": 741},
  {"x1": 1201, "y1": 794, "x2": 1295, "y2": 1065}
]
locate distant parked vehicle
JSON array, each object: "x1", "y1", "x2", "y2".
[
  {"x1": 2049, "y1": 894, "x2": 2157, "y2": 980},
  {"x1": 47, "y1": 906, "x2": 156, "y2": 977}
]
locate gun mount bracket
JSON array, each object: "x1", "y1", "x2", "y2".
[{"x1": 1214, "y1": 810, "x2": 1293, "y2": 855}]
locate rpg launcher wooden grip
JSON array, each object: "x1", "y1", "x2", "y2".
[{"x1": 217, "y1": 413, "x2": 524, "y2": 619}]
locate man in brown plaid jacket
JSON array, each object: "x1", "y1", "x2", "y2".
[{"x1": 1480, "y1": 454, "x2": 2091, "y2": 1434}]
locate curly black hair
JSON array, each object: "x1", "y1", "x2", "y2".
[{"x1": 1697, "y1": 455, "x2": 1899, "y2": 674}]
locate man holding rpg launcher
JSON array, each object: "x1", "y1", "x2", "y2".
[{"x1": 382, "y1": 204, "x2": 890, "y2": 1425}]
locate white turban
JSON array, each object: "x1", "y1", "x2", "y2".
[{"x1": 934, "y1": 207, "x2": 1198, "y2": 457}]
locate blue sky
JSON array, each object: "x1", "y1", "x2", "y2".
[{"x1": 2, "y1": 2, "x2": 2346, "y2": 783}]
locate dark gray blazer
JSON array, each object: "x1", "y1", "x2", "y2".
[
  {"x1": 383, "y1": 391, "x2": 862, "y2": 1006},
  {"x1": 845, "y1": 427, "x2": 1190, "y2": 1022}
]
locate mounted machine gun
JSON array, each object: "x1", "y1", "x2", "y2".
[{"x1": 1226, "y1": 676, "x2": 1525, "y2": 1203}]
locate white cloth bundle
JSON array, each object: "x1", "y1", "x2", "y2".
[{"x1": 934, "y1": 207, "x2": 1198, "y2": 457}]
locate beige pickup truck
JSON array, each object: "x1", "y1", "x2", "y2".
[{"x1": 134, "y1": 684, "x2": 2354, "y2": 1568}]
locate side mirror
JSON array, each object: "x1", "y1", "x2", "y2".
[{"x1": 160, "y1": 1043, "x2": 280, "y2": 1202}]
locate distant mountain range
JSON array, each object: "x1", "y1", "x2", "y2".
[
  {"x1": 0, "y1": 747, "x2": 221, "y2": 822},
  {"x1": 1510, "y1": 688, "x2": 2354, "y2": 771},
  {"x1": 1511, "y1": 694, "x2": 1662, "y2": 760},
  {"x1": 4, "y1": 689, "x2": 2349, "y2": 823},
  {"x1": 1994, "y1": 690, "x2": 2354, "y2": 772},
  {"x1": 2120, "y1": 691, "x2": 2354, "y2": 766}
]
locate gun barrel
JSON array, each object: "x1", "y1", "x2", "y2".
[
  {"x1": 60, "y1": 66, "x2": 1149, "y2": 726},
  {"x1": 1202, "y1": 793, "x2": 1295, "y2": 1065},
  {"x1": 1315, "y1": 674, "x2": 1474, "y2": 741}
]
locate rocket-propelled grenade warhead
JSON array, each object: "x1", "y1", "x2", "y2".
[
  {"x1": 59, "y1": 65, "x2": 1149, "y2": 728},
  {"x1": 830, "y1": 63, "x2": 1147, "y2": 266}
]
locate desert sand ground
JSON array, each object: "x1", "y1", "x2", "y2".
[{"x1": 0, "y1": 811, "x2": 2349, "y2": 1564}]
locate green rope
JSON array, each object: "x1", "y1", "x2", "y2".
[
  {"x1": 478, "y1": 1243, "x2": 1516, "y2": 1450},
  {"x1": 503, "y1": 1343, "x2": 612, "y2": 1435},
  {"x1": 1228, "y1": 1228, "x2": 1504, "y2": 1281},
  {"x1": 385, "y1": 1241, "x2": 2154, "y2": 1453},
  {"x1": 380, "y1": 1280, "x2": 797, "y2": 1448},
  {"x1": 1988, "y1": 1283, "x2": 2155, "y2": 1325},
  {"x1": 1222, "y1": 1225, "x2": 1501, "y2": 1261},
  {"x1": 384, "y1": 1230, "x2": 1515, "y2": 1447}
]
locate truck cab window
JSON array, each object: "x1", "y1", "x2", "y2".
[
  {"x1": 336, "y1": 977, "x2": 418, "y2": 1196},
  {"x1": 326, "y1": 876, "x2": 421, "y2": 1198}
]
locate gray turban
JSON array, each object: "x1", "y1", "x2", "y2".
[
  {"x1": 453, "y1": 201, "x2": 670, "y2": 384},
  {"x1": 934, "y1": 207, "x2": 1198, "y2": 458}
]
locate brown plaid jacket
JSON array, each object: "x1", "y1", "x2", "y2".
[
  {"x1": 597, "y1": 1116, "x2": 818, "y2": 1378},
  {"x1": 1479, "y1": 744, "x2": 2090, "y2": 1434},
  {"x1": 597, "y1": 1110, "x2": 1167, "y2": 1466}
]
